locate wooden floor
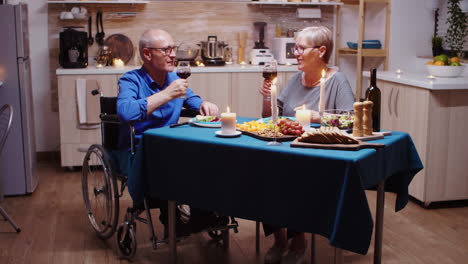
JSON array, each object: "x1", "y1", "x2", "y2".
[{"x1": 0, "y1": 160, "x2": 467, "y2": 264}]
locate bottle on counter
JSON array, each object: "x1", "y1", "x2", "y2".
[{"x1": 365, "y1": 68, "x2": 381, "y2": 132}]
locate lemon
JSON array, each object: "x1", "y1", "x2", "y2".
[
  {"x1": 426, "y1": 61, "x2": 434, "y2": 65},
  {"x1": 434, "y1": 60, "x2": 445, "y2": 66},
  {"x1": 434, "y1": 54, "x2": 449, "y2": 65}
]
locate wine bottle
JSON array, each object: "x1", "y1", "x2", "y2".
[{"x1": 365, "y1": 69, "x2": 381, "y2": 132}]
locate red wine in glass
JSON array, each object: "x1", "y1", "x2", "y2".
[
  {"x1": 263, "y1": 71, "x2": 277, "y2": 81},
  {"x1": 177, "y1": 71, "x2": 191, "y2": 79}
]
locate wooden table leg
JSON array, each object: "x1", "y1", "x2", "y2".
[
  {"x1": 255, "y1": 221, "x2": 260, "y2": 255},
  {"x1": 311, "y1": 233, "x2": 317, "y2": 264},
  {"x1": 374, "y1": 181, "x2": 385, "y2": 264},
  {"x1": 168, "y1": 200, "x2": 177, "y2": 264},
  {"x1": 334, "y1": 247, "x2": 343, "y2": 264}
]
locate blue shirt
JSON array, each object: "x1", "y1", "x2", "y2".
[{"x1": 117, "y1": 67, "x2": 203, "y2": 149}]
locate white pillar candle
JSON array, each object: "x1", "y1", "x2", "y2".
[
  {"x1": 318, "y1": 69, "x2": 326, "y2": 113},
  {"x1": 221, "y1": 106, "x2": 237, "y2": 134},
  {"x1": 271, "y1": 77, "x2": 279, "y2": 123},
  {"x1": 295, "y1": 104, "x2": 311, "y2": 132},
  {"x1": 113, "y1": 58, "x2": 125, "y2": 68}
]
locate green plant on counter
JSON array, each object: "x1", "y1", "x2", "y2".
[{"x1": 445, "y1": 0, "x2": 468, "y2": 57}]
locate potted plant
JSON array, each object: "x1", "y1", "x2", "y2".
[
  {"x1": 445, "y1": 0, "x2": 468, "y2": 57},
  {"x1": 432, "y1": 35, "x2": 444, "y2": 56}
]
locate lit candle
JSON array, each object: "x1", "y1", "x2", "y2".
[
  {"x1": 318, "y1": 69, "x2": 326, "y2": 113},
  {"x1": 395, "y1": 69, "x2": 403, "y2": 75},
  {"x1": 221, "y1": 106, "x2": 237, "y2": 134},
  {"x1": 113, "y1": 58, "x2": 124, "y2": 68},
  {"x1": 271, "y1": 77, "x2": 279, "y2": 123},
  {"x1": 295, "y1": 104, "x2": 311, "y2": 132}
]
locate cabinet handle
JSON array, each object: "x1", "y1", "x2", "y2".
[
  {"x1": 388, "y1": 87, "x2": 393, "y2": 116},
  {"x1": 394, "y1": 88, "x2": 399, "y2": 118}
]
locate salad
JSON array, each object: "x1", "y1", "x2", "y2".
[
  {"x1": 321, "y1": 111, "x2": 354, "y2": 129},
  {"x1": 195, "y1": 115, "x2": 220, "y2": 123}
]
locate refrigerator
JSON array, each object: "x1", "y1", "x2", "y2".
[{"x1": 0, "y1": 4, "x2": 37, "y2": 196}]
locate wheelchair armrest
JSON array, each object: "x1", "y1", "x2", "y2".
[
  {"x1": 100, "y1": 114, "x2": 120, "y2": 123},
  {"x1": 180, "y1": 108, "x2": 200, "y2": 118}
]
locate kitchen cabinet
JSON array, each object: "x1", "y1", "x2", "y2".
[
  {"x1": 379, "y1": 80, "x2": 468, "y2": 205},
  {"x1": 336, "y1": 0, "x2": 390, "y2": 100},
  {"x1": 57, "y1": 74, "x2": 119, "y2": 167},
  {"x1": 231, "y1": 71, "x2": 293, "y2": 118},
  {"x1": 190, "y1": 72, "x2": 231, "y2": 113}
]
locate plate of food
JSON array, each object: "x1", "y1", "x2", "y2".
[
  {"x1": 256, "y1": 116, "x2": 296, "y2": 123},
  {"x1": 236, "y1": 119, "x2": 302, "y2": 141},
  {"x1": 321, "y1": 109, "x2": 354, "y2": 130},
  {"x1": 191, "y1": 115, "x2": 221, "y2": 128}
]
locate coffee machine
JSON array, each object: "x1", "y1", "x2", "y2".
[
  {"x1": 199, "y1": 36, "x2": 228, "y2": 66},
  {"x1": 250, "y1": 22, "x2": 274, "y2": 65},
  {"x1": 59, "y1": 27, "x2": 88, "y2": 68}
]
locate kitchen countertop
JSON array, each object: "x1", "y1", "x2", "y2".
[
  {"x1": 363, "y1": 70, "x2": 468, "y2": 90},
  {"x1": 56, "y1": 64, "x2": 299, "y2": 75}
]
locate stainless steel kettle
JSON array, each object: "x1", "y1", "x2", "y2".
[{"x1": 199, "y1": 36, "x2": 228, "y2": 60}]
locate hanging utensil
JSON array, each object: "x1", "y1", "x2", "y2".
[
  {"x1": 87, "y1": 16, "x2": 93, "y2": 46},
  {"x1": 95, "y1": 11, "x2": 105, "y2": 46}
]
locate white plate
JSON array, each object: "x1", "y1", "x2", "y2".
[
  {"x1": 190, "y1": 118, "x2": 222, "y2": 128},
  {"x1": 256, "y1": 116, "x2": 296, "y2": 123},
  {"x1": 215, "y1": 130, "x2": 242, "y2": 137}
]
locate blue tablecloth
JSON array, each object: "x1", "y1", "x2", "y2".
[{"x1": 129, "y1": 117, "x2": 423, "y2": 255}]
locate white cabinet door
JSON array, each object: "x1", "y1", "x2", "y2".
[
  {"x1": 231, "y1": 72, "x2": 263, "y2": 118},
  {"x1": 189, "y1": 72, "x2": 231, "y2": 113},
  {"x1": 57, "y1": 74, "x2": 118, "y2": 166}
]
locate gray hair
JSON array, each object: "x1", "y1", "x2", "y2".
[
  {"x1": 138, "y1": 29, "x2": 170, "y2": 61},
  {"x1": 295, "y1": 26, "x2": 333, "y2": 63}
]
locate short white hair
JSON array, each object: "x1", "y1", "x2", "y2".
[
  {"x1": 138, "y1": 29, "x2": 170, "y2": 61},
  {"x1": 296, "y1": 26, "x2": 333, "y2": 63}
]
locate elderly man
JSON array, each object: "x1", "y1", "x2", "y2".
[
  {"x1": 117, "y1": 29, "x2": 224, "y2": 237},
  {"x1": 118, "y1": 29, "x2": 218, "y2": 148}
]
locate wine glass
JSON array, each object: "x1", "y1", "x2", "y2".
[
  {"x1": 262, "y1": 60, "x2": 278, "y2": 82},
  {"x1": 176, "y1": 61, "x2": 191, "y2": 98}
]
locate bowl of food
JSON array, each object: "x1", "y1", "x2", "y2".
[
  {"x1": 426, "y1": 64, "x2": 465, "y2": 77},
  {"x1": 321, "y1": 109, "x2": 354, "y2": 130},
  {"x1": 426, "y1": 55, "x2": 465, "y2": 77}
]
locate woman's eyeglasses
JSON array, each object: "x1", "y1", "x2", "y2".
[
  {"x1": 146, "y1": 46, "x2": 178, "y2": 56},
  {"x1": 293, "y1": 45, "x2": 322, "y2": 55}
]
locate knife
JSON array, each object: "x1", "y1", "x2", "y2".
[{"x1": 170, "y1": 121, "x2": 189, "y2": 128}]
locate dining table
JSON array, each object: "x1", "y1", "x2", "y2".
[{"x1": 128, "y1": 117, "x2": 423, "y2": 264}]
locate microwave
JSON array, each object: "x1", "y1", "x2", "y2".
[{"x1": 272, "y1": 37, "x2": 297, "y2": 65}]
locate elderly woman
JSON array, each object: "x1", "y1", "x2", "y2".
[{"x1": 259, "y1": 26, "x2": 354, "y2": 264}]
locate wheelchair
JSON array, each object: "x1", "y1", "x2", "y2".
[{"x1": 81, "y1": 93, "x2": 239, "y2": 259}]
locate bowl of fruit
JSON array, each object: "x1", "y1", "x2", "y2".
[
  {"x1": 321, "y1": 109, "x2": 354, "y2": 130},
  {"x1": 426, "y1": 55, "x2": 465, "y2": 78}
]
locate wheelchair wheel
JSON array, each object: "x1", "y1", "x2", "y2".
[
  {"x1": 117, "y1": 223, "x2": 137, "y2": 259},
  {"x1": 82, "y1": 144, "x2": 119, "y2": 240}
]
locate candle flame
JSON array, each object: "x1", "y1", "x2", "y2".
[
  {"x1": 227, "y1": 106, "x2": 230, "y2": 113},
  {"x1": 321, "y1": 69, "x2": 326, "y2": 78},
  {"x1": 272, "y1": 77, "x2": 277, "y2": 85}
]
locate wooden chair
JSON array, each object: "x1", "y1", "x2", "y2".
[{"x1": 0, "y1": 104, "x2": 21, "y2": 233}]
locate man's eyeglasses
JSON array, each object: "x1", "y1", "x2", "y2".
[
  {"x1": 146, "y1": 46, "x2": 177, "y2": 56},
  {"x1": 293, "y1": 45, "x2": 322, "y2": 55}
]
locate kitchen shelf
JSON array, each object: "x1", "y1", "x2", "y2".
[
  {"x1": 341, "y1": 0, "x2": 389, "y2": 4},
  {"x1": 47, "y1": 1, "x2": 149, "y2": 4},
  {"x1": 248, "y1": 1, "x2": 343, "y2": 7},
  {"x1": 338, "y1": 47, "x2": 387, "y2": 57},
  {"x1": 335, "y1": 0, "x2": 391, "y2": 100}
]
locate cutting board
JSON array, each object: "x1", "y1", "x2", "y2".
[
  {"x1": 290, "y1": 138, "x2": 385, "y2": 150},
  {"x1": 351, "y1": 132, "x2": 384, "y2": 141},
  {"x1": 104, "y1": 33, "x2": 134, "y2": 64},
  {"x1": 239, "y1": 130, "x2": 297, "y2": 142}
]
